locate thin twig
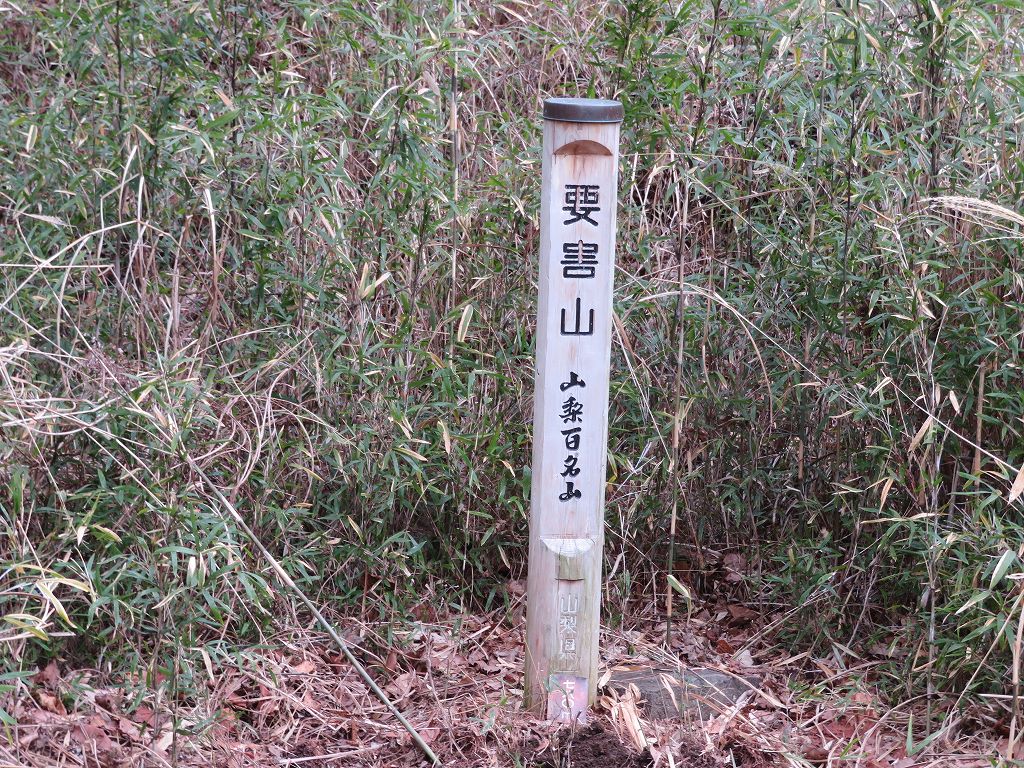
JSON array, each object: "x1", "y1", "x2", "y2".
[{"x1": 179, "y1": 449, "x2": 442, "y2": 766}]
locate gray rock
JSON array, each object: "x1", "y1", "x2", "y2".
[{"x1": 607, "y1": 666, "x2": 759, "y2": 720}]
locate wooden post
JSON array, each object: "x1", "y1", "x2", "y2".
[{"x1": 525, "y1": 98, "x2": 623, "y2": 721}]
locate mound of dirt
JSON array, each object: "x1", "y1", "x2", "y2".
[{"x1": 536, "y1": 723, "x2": 649, "y2": 768}]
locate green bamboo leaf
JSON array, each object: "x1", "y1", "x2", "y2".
[
  {"x1": 955, "y1": 590, "x2": 991, "y2": 616},
  {"x1": 990, "y1": 550, "x2": 1017, "y2": 590}
]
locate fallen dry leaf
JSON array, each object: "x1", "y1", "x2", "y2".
[
  {"x1": 291, "y1": 658, "x2": 317, "y2": 675},
  {"x1": 726, "y1": 604, "x2": 759, "y2": 623},
  {"x1": 154, "y1": 726, "x2": 174, "y2": 753},
  {"x1": 34, "y1": 661, "x2": 60, "y2": 689},
  {"x1": 36, "y1": 691, "x2": 66, "y2": 715}
]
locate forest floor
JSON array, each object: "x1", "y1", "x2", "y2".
[{"x1": 4, "y1": 605, "x2": 1008, "y2": 768}]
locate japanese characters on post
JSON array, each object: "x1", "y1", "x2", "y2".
[{"x1": 524, "y1": 98, "x2": 623, "y2": 722}]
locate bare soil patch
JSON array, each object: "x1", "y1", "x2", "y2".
[{"x1": 536, "y1": 722, "x2": 650, "y2": 768}]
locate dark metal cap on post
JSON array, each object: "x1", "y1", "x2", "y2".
[{"x1": 543, "y1": 97, "x2": 624, "y2": 123}]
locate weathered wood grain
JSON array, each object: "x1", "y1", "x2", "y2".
[{"x1": 524, "y1": 101, "x2": 622, "y2": 721}]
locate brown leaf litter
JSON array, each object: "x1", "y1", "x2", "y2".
[{"x1": 1, "y1": 612, "x2": 1004, "y2": 767}]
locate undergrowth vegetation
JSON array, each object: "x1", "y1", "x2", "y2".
[{"x1": 2, "y1": 0, "x2": 1023, "y2": 719}]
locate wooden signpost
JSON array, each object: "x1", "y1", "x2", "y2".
[{"x1": 525, "y1": 97, "x2": 623, "y2": 722}]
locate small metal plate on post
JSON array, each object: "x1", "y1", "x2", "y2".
[
  {"x1": 543, "y1": 97, "x2": 624, "y2": 123},
  {"x1": 547, "y1": 674, "x2": 589, "y2": 723}
]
